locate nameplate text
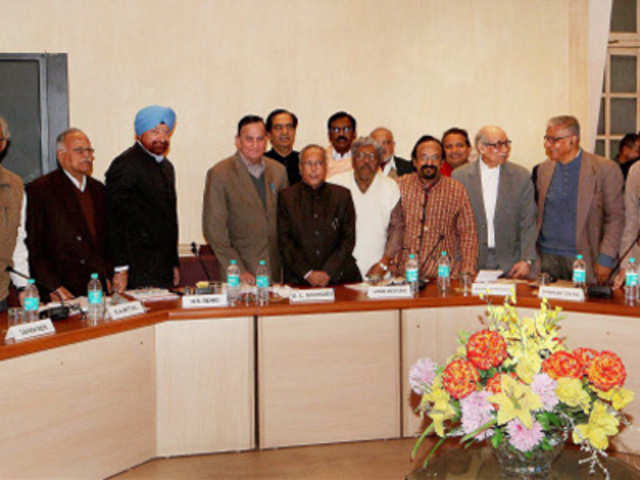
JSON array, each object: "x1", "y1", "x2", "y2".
[
  {"x1": 367, "y1": 285, "x2": 413, "y2": 299},
  {"x1": 182, "y1": 294, "x2": 228, "y2": 308},
  {"x1": 471, "y1": 283, "x2": 516, "y2": 298},
  {"x1": 538, "y1": 286, "x2": 585, "y2": 302},
  {"x1": 107, "y1": 301, "x2": 146, "y2": 320},
  {"x1": 5, "y1": 319, "x2": 55, "y2": 342},
  {"x1": 289, "y1": 288, "x2": 335, "y2": 303}
]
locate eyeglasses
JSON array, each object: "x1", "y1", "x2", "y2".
[
  {"x1": 483, "y1": 140, "x2": 512, "y2": 149},
  {"x1": 330, "y1": 126, "x2": 353, "y2": 134},
  {"x1": 72, "y1": 147, "x2": 95, "y2": 155},
  {"x1": 416, "y1": 154, "x2": 441, "y2": 163},
  {"x1": 355, "y1": 152, "x2": 377, "y2": 160},
  {"x1": 543, "y1": 135, "x2": 571, "y2": 144}
]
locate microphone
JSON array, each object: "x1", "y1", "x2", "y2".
[
  {"x1": 418, "y1": 234, "x2": 445, "y2": 291},
  {"x1": 190, "y1": 242, "x2": 214, "y2": 294},
  {"x1": 6, "y1": 266, "x2": 70, "y2": 320},
  {"x1": 587, "y1": 230, "x2": 640, "y2": 299}
]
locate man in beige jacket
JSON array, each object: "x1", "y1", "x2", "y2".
[{"x1": 202, "y1": 115, "x2": 288, "y2": 284}]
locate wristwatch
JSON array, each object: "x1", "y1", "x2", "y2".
[{"x1": 378, "y1": 261, "x2": 389, "y2": 272}]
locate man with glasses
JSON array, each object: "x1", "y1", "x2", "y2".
[
  {"x1": 453, "y1": 126, "x2": 537, "y2": 278},
  {"x1": 386, "y1": 135, "x2": 477, "y2": 279},
  {"x1": 332, "y1": 136, "x2": 402, "y2": 279},
  {"x1": 0, "y1": 116, "x2": 28, "y2": 310},
  {"x1": 27, "y1": 128, "x2": 111, "y2": 300},
  {"x1": 536, "y1": 115, "x2": 624, "y2": 284},
  {"x1": 277, "y1": 144, "x2": 361, "y2": 286},
  {"x1": 326, "y1": 111, "x2": 357, "y2": 178},
  {"x1": 265, "y1": 108, "x2": 301, "y2": 185}
]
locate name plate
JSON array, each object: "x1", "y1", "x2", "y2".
[
  {"x1": 471, "y1": 283, "x2": 516, "y2": 298},
  {"x1": 367, "y1": 285, "x2": 413, "y2": 299},
  {"x1": 5, "y1": 319, "x2": 55, "y2": 342},
  {"x1": 182, "y1": 294, "x2": 228, "y2": 308},
  {"x1": 538, "y1": 286, "x2": 585, "y2": 302},
  {"x1": 289, "y1": 288, "x2": 335, "y2": 303},
  {"x1": 107, "y1": 301, "x2": 146, "y2": 320}
]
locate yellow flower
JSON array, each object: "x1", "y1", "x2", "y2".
[
  {"x1": 572, "y1": 401, "x2": 619, "y2": 450},
  {"x1": 515, "y1": 349, "x2": 542, "y2": 384},
  {"x1": 424, "y1": 385, "x2": 456, "y2": 436},
  {"x1": 488, "y1": 375, "x2": 542, "y2": 428},
  {"x1": 556, "y1": 378, "x2": 591, "y2": 414},
  {"x1": 595, "y1": 386, "x2": 635, "y2": 411}
]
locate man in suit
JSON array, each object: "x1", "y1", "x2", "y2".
[
  {"x1": 278, "y1": 145, "x2": 361, "y2": 286},
  {"x1": 453, "y1": 126, "x2": 537, "y2": 278},
  {"x1": 0, "y1": 116, "x2": 29, "y2": 310},
  {"x1": 105, "y1": 105, "x2": 179, "y2": 291},
  {"x1": 370, "y1": 127, "x2": 413, "y2": 180},
  {"x1": 264, "y1": 108, "x2": 301, "y2": 185},
  {"x1": 536, "y1": 115, "x2": 624, "y2": 285},
  {"x1": 27, "y1": 128, "x2": 111, "y2": 300},
  {"x1": 203, "y1": 115, "x2": 288, "y2": 284}
]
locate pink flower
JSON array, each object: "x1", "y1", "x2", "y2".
[
  {"x1": 530, "y1": 373, "x2": 558, "y2": 411},
  {"x1": 408, "y1": 357, "x2": 437, "y2": 394},
  {"x1": 506, "y1": 418, "x2": 545, "y2": 452},
  {"x1": 460, "y1": 391, "x2": 495, "y2": 440}
]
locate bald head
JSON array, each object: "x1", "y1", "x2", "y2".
[
  {"x1": 475, "y1": 126, "x2": 511, "y2": 168},
  {"x1": 370, "y1": 127, "x2": 395, "y2": 161}
]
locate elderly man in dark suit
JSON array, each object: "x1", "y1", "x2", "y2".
[
  {"x1": 277, "y1": 144, "x2": 361, "y2": 286},
  {"x1": 106, "y1": 105, "x2": 179, "y2": 291},
  {"x1": 370, "y1": 127, "x2": 414, "y2": 180},
  {"x1": 203, "y1": 115, "x2": 288, "y2": 284},
  {"x1": 536, "y1": 115, "x2": 624, "y2": 285},
  {"x1": 453, "y1": 126, "x2": 537, "y2": 278},
  {"x1": 27, "y1": 128, "x2": 111, "y2": 300}
]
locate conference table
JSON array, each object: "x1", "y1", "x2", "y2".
[{"x1": 0, "y1": 281, "x2": 638, "y2": 478}]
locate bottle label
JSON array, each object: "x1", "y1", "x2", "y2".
[
  {"x1": 438, "y1": 265, "x2": 450, "y2": 278},
  {"x1": 626, "y1": 272, "x2": 639, "y2": 287},
  {"x1": 88, "y1": 290, "x2": 103, "y2": 305},
  {"x1": 228, "y1": 274, "x2": 240, "y2": 287},
  {"x1": 257, "y1": 275, "x2": 269, "y2": 288},
  {"x1": 572, "y1": 268, "x2": 586, "y2": 283},
  {"x1": 406, "y1": 268, "x2": 418, "y2": 282},
  {"x1": 24, "y1": 297, "x2": 39, "y2": 311}
]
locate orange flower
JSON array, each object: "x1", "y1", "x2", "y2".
[
  {"x1": 466, "y1": 329, "x2": 508, "y2": 370},
  {"x1": 573, "y1": 347, "x2": 598, "y2": 370},
  {"x1": 587, "y1": 351, "x2": 627, "y2": 392},
  {"x1": 442, "y1": 358, "x2": 479, "y2": 399},
  {"x1": 542, "y1": 351, "x2": 583, "y2": 380},
  {"x1": 486, "y1": 372, "x2": 517, "y2": 394}
]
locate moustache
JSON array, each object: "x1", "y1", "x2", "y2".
[
  {"x1": 336, "y1": 136, "x2": 348, "y2": 142},
  {"x1": 420, "y1": 165, "x2": 437, "y2": 178}
]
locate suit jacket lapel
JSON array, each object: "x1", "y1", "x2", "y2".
[
  {"x1": 536, "y1": 160, "x2": 555, "y2": 231},
  {"x1": 232, "y1": 153, "x2": 265, "y2": 212},
  {"x1": 469, "y1": 161, "x2": 487, "y2": 227},
  {"x1": 495, "y1": 164, "x2": 508, "y2": 229},
  {"x1": 54, "y1": 170, "x2": 95, "y2": 249},
  {"x1": 576, "y1": 152, "x2": 595, "y2": 237},
  {"x1": 264, "y1": 160, "x2": 276, "y2": 216}
]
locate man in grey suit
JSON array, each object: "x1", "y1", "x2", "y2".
[
  {"x1": 536, "y1": 115, "x2": 624, "y2": 285},
  {"x1": 202, "y1": 115, "x2": 288, "y2": 284},
  {"x1": 453, "y1": 126, "x2": 537, "y2": 278}
]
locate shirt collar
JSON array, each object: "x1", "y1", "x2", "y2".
[
  {"x1": 136, "y1": 140, "x2": 166, "y2": 163},
  {"x1": 62, "y1": 168, "x2": 86, "y2": 192},
  {"x1": 238, "y1": 151, "x2": 266, "y2": 178},
  {"x1": 331, "y1": 147, "x2": 351, "y2": 161}
]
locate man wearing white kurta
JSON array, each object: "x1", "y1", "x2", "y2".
[{"x1": 332, "y1": 136, "x2": 401, "y2": 278}]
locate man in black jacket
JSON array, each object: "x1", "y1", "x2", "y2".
[
  {"x1": 277, "y1": 144, "x2": 361, "y2": 286},
  {"x1": 105, "y1": 105, "x2": 179, "y2": 291}
]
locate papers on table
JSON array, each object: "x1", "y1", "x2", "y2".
[
  {"x1": 127, "y1": 288, "x2": 179, "y2": 302},
  {"x1": 474, "y1": 270, "x2": 504, "y2": 283}
]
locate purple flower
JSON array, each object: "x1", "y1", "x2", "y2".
[
  {"x1": 460, "y1": 391, "x2": 494, "y2": 440},
  {"x1": 408, "y1": 358, "x2": 437, "y2": 394},
  {"x1": 507, "y1": 418, "x2": 545, "y2": 452},
  {"x1": 530, "y1": 373, "x2": 558, "y2": 411}
]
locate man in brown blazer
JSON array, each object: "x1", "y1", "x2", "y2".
[
  {"x1": 536, "y1": 115, "x2": 624, "y2": 285},
  {"x1": 202, "y1": 115, "x2": 288, "y2": 284}
]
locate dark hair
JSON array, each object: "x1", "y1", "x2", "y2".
[
  {"x1": 411, "y1": 135, "x2": 443, "y2": 159},
  {"x1": 327, "y1": 111, "x2": 356, "y2": 132},
  {"x1": 441, "y1": 127, "x2": 471, "y2": 147},
  {"x1": 237, "y1": 115, "x2": 264, "y2": 135},
  {"x1": 266, "y1": 109, "x2": 298, "y2": 132},
  {"x1": 620, "y1": 133, "x2": 639, "y2": 152}
]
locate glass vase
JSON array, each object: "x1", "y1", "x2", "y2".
[{"x1": 494, "y1": 436, "x2": 565, "y2": 479}]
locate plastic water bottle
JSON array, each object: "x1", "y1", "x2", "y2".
[
  {"x1": 87, "y1": 273, "x2": 103, "y2": 321},
  {"x1": 625, "y1": 257, "x2": 639, "y2": 306},
  {"x1": 405, "y1": 253, "x2": 419, "y2": 296},
  {"x1": 437, "y1": 251, "x2": 450, "y2": 296},
  {"x1": 256, "y1": 260, "x2": 270, "y2": 306},
  {"x1": 572, "y1": 254, "x2": 586, "y2": 290},
  {"x1": 23, "y1": 278, "x2": 40, "y2": 322},
  {"x1": 226, "y1": 259, "x2": 241, "y2": 306}
]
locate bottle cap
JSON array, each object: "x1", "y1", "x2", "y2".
[
  {"x1": 577, "y1": 254, "x2": 583, "y2": 260},
  {"x1": 409, "y1": 254, "x2": 415, "y2": 259},
  {"x1": 27, "y1": 278, "x2": 35, "y2": 284},
  {"x1": 91, "y1": 273, "x2": 98, "y2": 279},
  {"x1": 259, "y1": 260, "x2": 266, "y2": 265},
  {"x1": 230, "y1": 259, "x2": 237, "y2": 265},
  {"x1": 631, "y1": 258, "x2": 636, "y2": 264},
  {"x1": 441, "y1": 251, "x2": 447, "y2": 256}
]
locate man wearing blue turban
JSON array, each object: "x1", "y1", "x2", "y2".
[{"x1": 105, "y1": 105, "x2": 180, "y2": 291}]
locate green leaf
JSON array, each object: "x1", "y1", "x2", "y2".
[
  {"x1": 540, "y1": 438, "x2": 553, "y2": 451},
  {"x1": 491, "y1": 430, "x2": 504, "y2": 448}
]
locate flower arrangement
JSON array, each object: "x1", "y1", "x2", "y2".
[{"x1": 409, "y1": 298, "x2": 634, "y2": 479}]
